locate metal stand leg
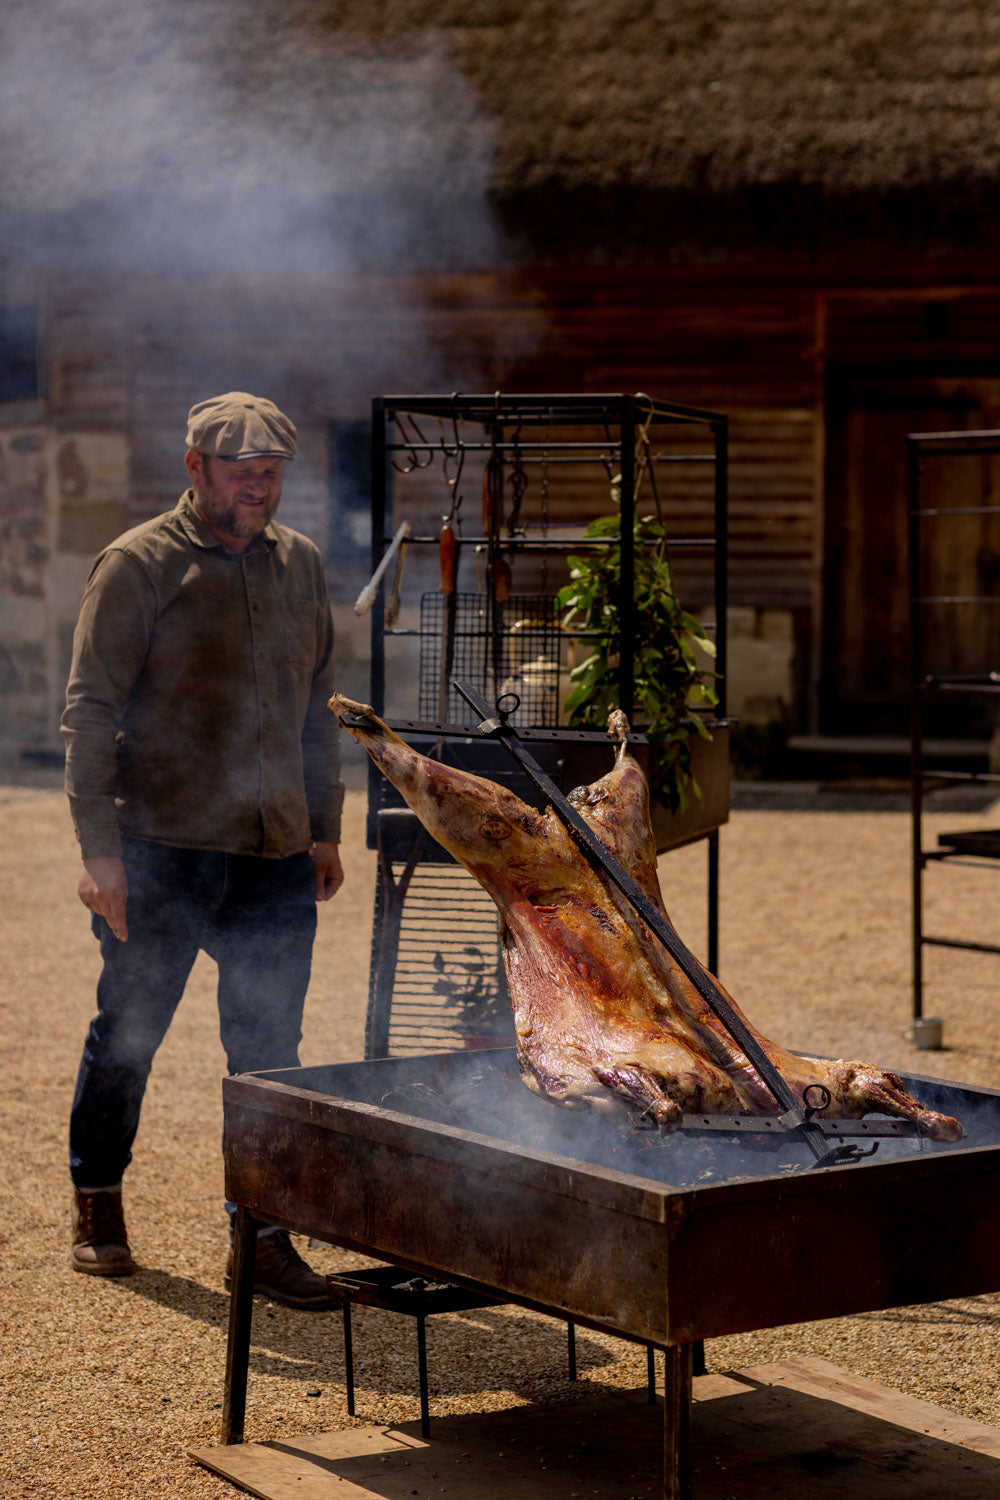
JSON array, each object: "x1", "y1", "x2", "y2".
[
  {"x1": 343, "y1": 1301, "x2": 355, "y2": 1417},
  {"x1": 692, "y1": 1339, "x2": 706, "y2": 1377},
  {"x1": 647, "y1": 1345, "x2": 656, "y2": 1402},
  {"x1": 221, "y1": 1205, "x2": 258, "y2": 1445},
  {"x1": 416, "y1": 1313, "x2": 430, "y2": 1439},
  {"x1": 662, "y1": 1344, "x2": 692, "y2": 1500},
  {"x1": 911, "y1": 768, "x2": 925, "y2": 1024},
  {"x1": 707, "y1": 831, "x2": 720, "y2": 977},
  {"x1": 567, "y1": 1321, "x2": 577, "y2": 1380}
]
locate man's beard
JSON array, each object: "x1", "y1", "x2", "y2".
[{"x1": 194, "y1": 472, "x2": 280, "y2": 538}]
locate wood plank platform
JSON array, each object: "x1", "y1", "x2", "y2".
[{"x1": 190, "y1": 1355, "x2": 1000, "y2": 1499}]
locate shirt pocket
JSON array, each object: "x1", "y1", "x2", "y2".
[{"x1": 282, "y1": 596, "x2": 322, "y2": 674}]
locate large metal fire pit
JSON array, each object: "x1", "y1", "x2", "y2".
[{"x1": 221, "y1": 1050, "x2": 1000, "y2": 1498}]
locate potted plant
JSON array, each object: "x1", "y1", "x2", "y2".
[{"x1": 556, "y1": 475, "x2": 726, "y2": 847}]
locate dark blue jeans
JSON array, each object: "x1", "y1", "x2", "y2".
[{"x1": 69, "y1": 837, "x2": 317, "y2": 1189}]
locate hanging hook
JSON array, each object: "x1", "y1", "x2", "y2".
[
  {"x1": 391, "y1": 412, "x2": 434, "y2": 474},
  {"x1": 441, "y1": 443, "x2": 466, "y2": 523}
]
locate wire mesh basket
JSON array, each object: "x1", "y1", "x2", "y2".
[
  {"x1": 417, "y1": 592, "x2": 565, "y2": 725},
  {"x1": 366, "y1": 860, "x2": 516, "y2": 1058}
]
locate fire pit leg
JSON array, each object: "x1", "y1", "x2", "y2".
[
  {"x1": 221, "y1": 1205, "x2": 258, "y2": 1445},
  {"x1": 662, "y1": 1343, "x2": 692, "y2": 1500},
  {"x1": 416, "y1": 1313, "x2": 430, "y2": 1439},
  {"x1": 342, "y1": 1301, "x2": 355, "y2": 1416}
]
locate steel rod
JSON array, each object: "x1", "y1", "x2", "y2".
[
  {"x1": 343, "y1": 1302, "x2": 355, "y2": 1415},
  {"x1": 379, "y1": 392, "x2": 726, "y2": 424},
  {"x1": 385, "y1": 440, "x2": 629, "y2": 453},
  {"x1": 370, "y1": 402, "x2": 388, "y2": 707},
  {"x1": 917, "y1": 768, "x2": 1000, "y2": 783},
  {"x1": 377, "y1": 717, "x2": 649, "y2": 743},
  {"x1": 908, "y1": 438, "x2": 925, "y2": 1024},
  {"x1": 924, "y1": 854, "x2": 1000, "y2": 871},
  {"x1": 712, "y1": 418, "x2": 729, "y2": 719},
  {"x1": 915, "y1": 595, "x2": 1000, "y2": 604},
  {"x1": 922, "y1": 935, "x2": 1000, "y2": 955},
  {"x1": 904, "y1": 429, "x2": 1000, "y2": 454},
  {"x1": 383, "y1": 443, "x2": 716, "y2": 462},
  {"x1": 416, "y1": 1314, "x2": 430, "y2": 1439},
  {"x1": 620, "y1": 401, "x2": 636, "y2": 717},
  {"x1": 913, "y1": 505, "x2": 1000, "y2": 516},
  {"x1": 377, "y1": 534, "x2": 716, "y2": 548},
  {"x1": 707, "y1": 830, "x2": 720, "y2": 977}
]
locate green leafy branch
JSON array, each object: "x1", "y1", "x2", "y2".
[{"x1": 555, "y1": 482, "x2": 718, "y2": 813}]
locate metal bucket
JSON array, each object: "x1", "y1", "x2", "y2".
[{"x1": 904, "y1": 1016, "x2": 945, "y2": 1050}]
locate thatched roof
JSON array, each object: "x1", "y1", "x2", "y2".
[{"x1": 4, "y1": 0, "x2": 1000, "y2": 266}]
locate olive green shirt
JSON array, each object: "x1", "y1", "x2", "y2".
[{"x1": 62, "y1": 492, "x2": 344, "y2": 860}]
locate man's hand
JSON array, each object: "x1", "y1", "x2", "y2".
[
  {"x1": 310, "y1": 842, "x2": 344, "y2": 901},
  {"x1": 78, "y1": 856, "x2": 129, "y2": 942}
]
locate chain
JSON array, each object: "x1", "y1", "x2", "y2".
[{"x1": 540, "y1": 448, "x2": 550, "y2": 594}]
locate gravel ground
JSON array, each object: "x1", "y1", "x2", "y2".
[{"x1": 3, "y1": 772, "x2": 1000, "y2": 1498}]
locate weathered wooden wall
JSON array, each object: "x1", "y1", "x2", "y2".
[
  {"x1": 5, "y1": 261, "x2": 1000, "y2": 753},
  {"x1": 38, "y1": 266, "x2": 826, "y2": 614}
]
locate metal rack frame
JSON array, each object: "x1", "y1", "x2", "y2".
[
  {"x1": 907, "y1": 429, "x2": 1000, "y2": 1040},
  {"x1": 365, "y1": 392, "x2": 729, "y2": 1059}
]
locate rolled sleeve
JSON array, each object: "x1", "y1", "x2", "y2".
[{"x1": 61, "y1": 551, "x2": 157, "y2": 858}]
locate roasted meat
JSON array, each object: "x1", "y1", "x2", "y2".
[{"x1": 331, "y1": 694, "x2": 964, "y2": 1144}]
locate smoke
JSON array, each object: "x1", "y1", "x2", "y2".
[
  {"x1": 0, "y1": 0, "x2": 546, "y2": 552},
  {"x1": 0, "y1": 0, "x2": 508, "y2": 275},
  {"x1": 364, "y1": 1050, "x2": 1000, "y2": 1189}
]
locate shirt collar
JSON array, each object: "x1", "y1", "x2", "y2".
[{"x1": 176, "y1": 490, "x2": 278, "y2": 553}]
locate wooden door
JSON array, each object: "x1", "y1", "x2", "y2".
[{"x1": 822, "y1": 372, "x2": 1000, "y2": 737}]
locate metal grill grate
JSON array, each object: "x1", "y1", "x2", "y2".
[
  {"x1": 417, "y1": 592, "x2": 565, "y2": 724},
  {"x1": 367, "y1": 861, "x2": 515, "y2": 1058}
]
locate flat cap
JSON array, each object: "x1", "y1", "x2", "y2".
[{"x1": 185, "y1": 391, "x2": 297, "y2": 460}]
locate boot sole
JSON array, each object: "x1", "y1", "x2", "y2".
[
  {"x1": 71, "y1": 1254, "x2": 135, "y2": 1276},
  {"x1": 223, "y1": 1272, "x2": 334, "y2": 1310}
]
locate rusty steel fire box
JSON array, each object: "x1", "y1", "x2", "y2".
[{"x1": 220, "y1": 1050, "x2": 1000, "y2": 1500}]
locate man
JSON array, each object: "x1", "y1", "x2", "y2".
[{"x1": 62, "y1": 392, "x2": 345, "y2": 1308}]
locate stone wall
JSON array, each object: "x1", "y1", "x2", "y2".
[
  {"x1": 0, "y1": 415, "x2": 127, "y2": 760},
  {"x1": 726, "y1": 606, "x2": 796, "y2": 723}
]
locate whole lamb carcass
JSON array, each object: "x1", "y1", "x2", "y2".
[{"x1": 330, "y1": 694, "x2": 964, "y2": 1145}]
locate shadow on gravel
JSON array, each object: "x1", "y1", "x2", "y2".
[
  {"x1": 111, "y1": 1265, "x2": 619, "y2": 1393},
  {"x1": 865, "y1": 1297, "x2": 1000, "y2": 1329},
  {"x1": 112, "y1": 1266, "x2": 230, "y2": 1326}
]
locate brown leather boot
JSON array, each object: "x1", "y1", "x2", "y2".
[
  {"x1": 225, "y1": 1230, "x2": 335, "y2": 1310},
  {"x1": 71, "y1": 1187, "x2": 136, "y2": 1276}
]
